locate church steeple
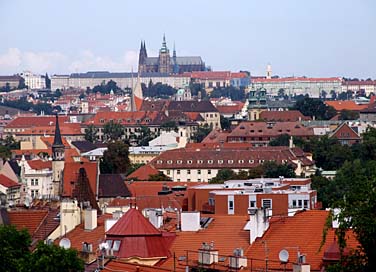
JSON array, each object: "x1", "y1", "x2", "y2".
[{"x1": 52, "y1": 114, "x2": 63, "y2": 148}]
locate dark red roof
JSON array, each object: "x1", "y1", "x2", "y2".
[
  {"x1": 107, "y1": 208, "x2": 160, "y2": 236},
  {"x1": 127, "y1": 164, "x2": 160, "y2": 181},
  {"x1": 6, "y1": 116, "x2": 69, "y2": 129},
  {"x1": 27, "y1": 160, "x2": 52, "y2": 170},
  {"x1": 62, "y1": 162, "x2": 98, "y2": 197},
  {"x1": 0, "y1": 174, "x2": 20, "y2": 188},
  {"x1": 259, "y1": 110, "x2": 311, "y2": 122}
]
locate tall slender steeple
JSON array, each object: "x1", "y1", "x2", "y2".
[{"x1": 52, "y1": 114, "x2": 65, "y2": 196}]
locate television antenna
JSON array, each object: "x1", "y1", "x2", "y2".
[{"x1": 59, "y1": 238, "x2": 71, "y2": 249}]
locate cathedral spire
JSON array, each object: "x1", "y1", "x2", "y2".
[{"x1": 53, "y1": 114, "x2": 63, "y2": 147}]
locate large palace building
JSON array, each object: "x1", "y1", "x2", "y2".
[{"x1": 138, "y1": 35, "x2": 206, "y2": 74}]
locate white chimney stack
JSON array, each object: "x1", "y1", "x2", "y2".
[
  {"x1": 148, "y1": 208, "x2": 163, "y2": 229},
  {"x1": 181, "y1": 211, "x2": 200, "y2": 231},
  {"x1": 249, "y1": 208, "x2": 270, "y2": 244},
  {"x1": 84, "y1": 209, "x2": 97, "y2": 231}
]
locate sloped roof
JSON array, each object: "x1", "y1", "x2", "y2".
[
  {"x1": 71, "y1": 140, "x2": 97, "y2": 153},
  {"x1": 27, "y1": 160, "x2": 52, "y2": 170},
  {"x1": 329, "y1": 123, "x2": 360, "y2": 140},
  {"x1": 62, "y1": 162, "x2": 98, "y2": 197},
  {"x1": 103, "y1": 260, "x2": 173, "y2": 272},
  {"x1": 126, "y1": 164, "x2": 160, "y2": 181},
  {"x1": 167, "y1": 101, "x2": 218, "y2": 113},
  {"x1": 360, "y1": 102, "x2": 376, "y2": 113},
  {"x1": 8, "y1": 209, "x2": 48, "y2": 235},
  {"x1": 0, "y1": 174, "x2": 20, "y2": 188},
  {"x1": 107, "y1": 208, "x2": 160, "y2": 236},
  {"x1": 55, "y1": 213, "x2": 112, "y2": 252},
  {"x1": 259, "y1": 110, "x2": 311, "y2": 122},
  {"x1": 325, "y1": 100, "x2": 368, "y2": 111},
  {"x1": 6, "y1": 116, "x2": 69, "y2": 128},
  {"x1": 98, "y1": 174, "x2": 131, "y2": 198},
  {"x1": 160, "y1": 215, "x2": 249, "y2": 270},
  {"x1": 245, "y1": 210, "x2": 359, "y2": 271}
]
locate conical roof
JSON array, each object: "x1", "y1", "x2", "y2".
[
  {"x1": 52, "y1": 114, "x2": 64, "y2": 147},
  {"x1": 106, "y1": 208, "x2": 160, "y2": 236}
]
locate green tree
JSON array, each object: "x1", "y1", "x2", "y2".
[
  {"x1": 263, "y1": 161, "x2": 296, "y2": 178},
  {"x1": 269, "y1": 134, "x2": 290, "y2": 146},
  {"x1": 100, "y1": 141, "x2": 131, "y2": 174},
  {"x1": 329, "y1": 160, "x2": 376, "y2": 271},
  {"x1": 220, "y1": 115, "x2": 231, "y2": 130},
  {"x1": 191, "y1": 124, "x2": 212, "y2": 143},
  {"x1": 0, "y1": 225, "x2": 84, "y2": 272},
  {"x1": 209, "y1": 169, "x2": 236, "y2": 184},
  {"x1": 0, "y1": 225, "x2": 31, "y2": 272},
  {"x1": 148, "y1": 172, "x2": 172, "y2": 181},
  {"x1": 330, "y1": 90, "x2": 337, "y2": 100},
  {"x1": 27, "y1": 242, "x2": 84, "y2": 272},
  {"x1": 84, "y1": 124, "x2": 99, "y2": 143},
  {"x1": 161, "y1": 121, "x2": 178, "y2": 132},
  {"x1": 339, "y1": 110, "x2": 359, "y2": 120},
  {"x1": 103, "y1": 120, "x2": 125, "y2": 142},
  {"x1": 293, "y1": 97, "x2": 337, "y2": 120}
]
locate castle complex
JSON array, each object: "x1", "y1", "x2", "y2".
[{"x1": 138, "y1": 35, "x2": 206, "y2": 74}]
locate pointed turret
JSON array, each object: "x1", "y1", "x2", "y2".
[{"x1": 52, "y1": 114, "x2": 64, "y2": 148}]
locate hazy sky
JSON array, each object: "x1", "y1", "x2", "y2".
[{"x1": 0, "y1": 0, "x2": 375, "y2": 78}]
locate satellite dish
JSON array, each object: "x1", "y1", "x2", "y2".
[
  {"x1": 279, "y1": 249, "x2": 289, "y2": 263},
  {"x1": 59, "y1": 238, "x2": 71, "y2": 249}
]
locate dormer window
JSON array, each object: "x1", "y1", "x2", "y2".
[
  {"x1": 177, "y1": 160, "x2": 182, "y2": 164},
  {"x1": 228, "y1": 160, "x2": 233, "y2": 164},
  {"x1": 157, "y1": 160, "x2": 163, "y2": 164},
  {"x1": 208, "y1": 160, "x2": 213, "y2": 164},
  {"x1": 187, "y1": 160, "x2": 192, "y2": 164},
  {"x1": 167, "y1": 160, "x2": 173, "y2": 164},
  {"x1": 218, "y1": 160, "x2": 223, "y2": 164}
]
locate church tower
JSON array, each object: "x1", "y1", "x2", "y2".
[
  {"x1": 266, "y1": 63, "x2": 272, "y2": 79},
  {"x1": 158, "y1": 34, "x2": 171, "y2": 73},
  {"x1": 138, "y1": 41, "x2": 148, "y2": 74},
  {"x1": 52, "y1": 114, "x2": 65, "y2": 196}
]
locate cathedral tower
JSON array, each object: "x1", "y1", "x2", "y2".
[
  {"x1": 266, "y1": 63, "x2": 272, "y2": 79},
  {"x1": 138, "y1": 41, "x2": 148, "y2": 74},
  {"x1": 158, "y1": 34, "x2": 171, "y2": 73},
  {"x1": 52, "y1": 114, "x2": 65, "y2": 196}
]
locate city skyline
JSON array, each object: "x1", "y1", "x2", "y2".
[{"x1": 0, "y1": 0, "x2": 375, "y2": 78}]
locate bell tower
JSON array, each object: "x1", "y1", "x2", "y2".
[
  {"x1": 158, "y1": 34, "x2": 171, "y2": 73},
  {"x1": 52, "y1": 114, "x2": 65, "y2": 196}
]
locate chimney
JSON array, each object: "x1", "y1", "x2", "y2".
[
  {"x1": 198, "y1": 242, "x2": 218, "y2": 265},
  {"x1": 60, "y1": 199, "x2": 81, "y2": 236},
  {"x1": 229, "y1": 248, "x2": 247, "y2": 269},
  {"x1": 148, "y1": 208, "x2": 163, "y2": 229},
  {"x1": 249, "y1": 208, "x2": 270, "y2": 244},
  {"x1": 289, "y1": 136, "x2": 294, "y2": 148},
  {"x1": 84, "y1": 209, "x2": 97, "y2": 231},
  {"x1": 181, "y1": 211, "x2": 200, "y2": 231}
]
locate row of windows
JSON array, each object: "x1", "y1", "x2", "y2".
[
  {"x1": 159, "y1": 159, "x2": 282, "y2": 165},
  {"x1": 99, "y1": 118, "x2": 150, "y2": 124},
  {"x1": 30, "y1": 178, "x2": 39, "y2": 186},
  {"x1": 292, "y1": 199, "x2": 309, "y2": 208},
  {"x1": 171, "y1": 169, "x2": 213, "y2": 175}
]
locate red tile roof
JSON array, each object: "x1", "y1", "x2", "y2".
[
  {"x1": 0, "y1": 174, "x2": 20, "y2": 188},
  {"x1": 62, "y1": 162, "x2": 98, "y2": 197},
  {"x1": 107, "y1": 208, "x2": 161, "y2": 236},
  {"x1": 16, "y1": 123, "x2": 82, "y2": 136},
  {"x1": 245, "y1": 210, "x2": 359, "y2": 271},
  {"x1": 6, "y1": 116, "x2": 69, "y2": 129},
  {"x1": 160, "y1": 214, "x2": 249, "y2": 270},
  {"x1": 325, "y1": 100, "x2": 368, "y2": 111},
  {"x1": 55, "y1": 213, "x2": 112, "y2": 252},
  {"x1": 216, "y1": 104, "x2": 244, "y2": 115},
  {"x1": 201, "y1": 129, "x2": 231, "y2": 143},
  {"x1": 27, "y1": 160, "x2": 52, "y2": 170},
  {"x1": 127, "y1": 164, "x2": 160, "y2": 181},
  {"x1": 103, "y1": 260, "x2": 173, "y2": 272},
  {"x1": 8, "y1": 209, "x2": 48, "y2": 235},
  {"x1": 259, "y1": 110, "x2": 311, "y2": 122},
  {"x1": 106, "y1": 208, "x2": 175, "y2": 259}
]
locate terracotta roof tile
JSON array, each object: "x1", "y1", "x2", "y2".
[
  {"x1": 127, "y1": 165, "x2": 160, "y2": 181},
  {"x1": 161, "y1": 215, "x2": 249, "y2": 270},
  {"x1": 103, "y1": 260, "x2": 173, "y2": 272},
  {"x1": 0, "y1": 174, "x2": 20, "y2": 188},
  {"x1": 6, "y1": 116, "x2": 69, "y2": 129},
  {"x1": 259, "y1": 110, "x2": 311, "y2": 122},
  {"x1": 325, "y1": 100, "x2": 368, "y2": 111},
  {"x1": 8, "y1": 209, "x2": 48, "y2": 235},
  {"x1": 62, "y1": 162, "x2": 98, "y2": 197},
  {"x1": 27, "y1": 160, "x2": 52, "y2": 170}
]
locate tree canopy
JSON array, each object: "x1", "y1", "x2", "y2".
[
  {"x1": 84, "y1": 124, "x2": 99, "y2": 143},
  {"x1": 103, "y1": 120, "x2": 125, "y2": 143},
  {"x1": 100, "y1": 141, "x2": 131, "y2": 174},
  {"x1": 293, "y1": 97, "x2": 336, "y2": 120},
  {"x1": 141, "y1": 82, "x2": 177, "y2": 98},
  {"x1": 0, "y1": 225, "x2": 84, "y2": 272}
]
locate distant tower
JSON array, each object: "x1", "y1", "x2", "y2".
[
  {"x1": 172, "y1": 42, "x2": 179, "y2": 74},
  {"x1": 138, "y1": 41, "x2": 148, "y2": 74},
  {"x1": 158, "y1": 34, "x2": 171, "y2": 73},
  {"x1": 52, "y1": 114, "x2": 65, "y2": 196},
  {"x1": 266, "y1": 63, "x2": 272, "y2": 79}
]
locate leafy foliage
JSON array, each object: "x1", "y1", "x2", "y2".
[
  {"x1": 89, "y1": 80, "x2": 122, "y2": 94},
  {"x1": 340, "y1": 110, "x2": 359, "y2": 120},
  {"x1": 84, "y1": 124, "x2": 99, "y2": 143},
  {"x1": 100, "y1": 141, "x2": 131, "y2": 174},
  {"x1": 293, "y1": 97, "x2": 337, "y2": 120},
  {"x1": 209, "y1": 86, "x2": 246, "y2": 101},
  {"x1": 0, "y1": 225, "x2": 84, "y2": 272},
  {"x1": 191, "y1": 124, "x2": 212, "y2": 143},
  {"x1": 103, "y1": 120, "x2": 125, "y2": 142},
  {"x1": 141, "y1": 82, "x2": 177, "y2": 98},
  {"x1": 220, "y1": 115, "x2": 231, "y2": 130}
]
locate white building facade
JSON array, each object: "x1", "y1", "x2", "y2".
[{"x1": 20, "y1": 71, "x2": 46, "y2": 90}]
